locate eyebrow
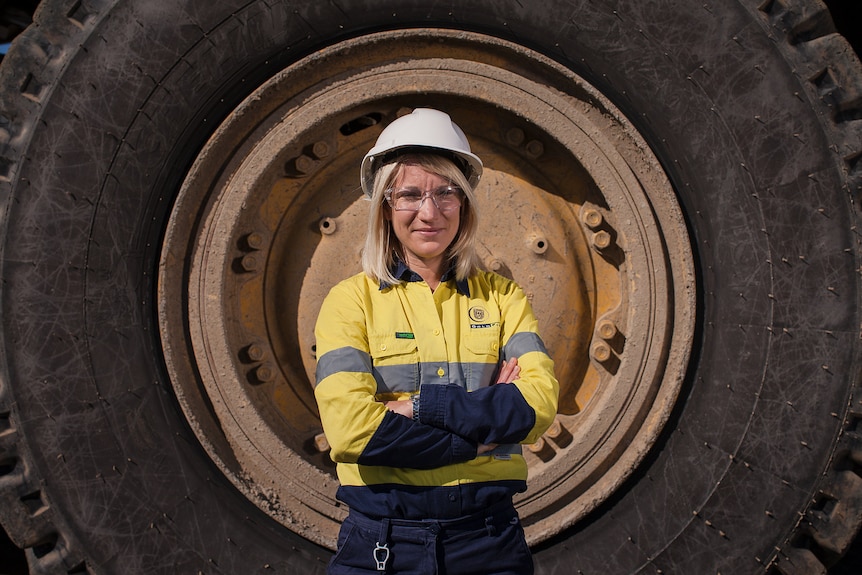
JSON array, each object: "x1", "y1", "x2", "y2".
[{"x1": 393, "y1": 184, "x2": 457, "y2": 192}]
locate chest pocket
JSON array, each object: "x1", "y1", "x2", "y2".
[
  {"x1": 368, "y1": 334, "x2": 420, "y2": 394},
  {"x1": 464, "y1": 326, "x2": 501, "y2": 358},
  {"x1": 463, "y1": 325, "x2": 501, "y2": 391}
]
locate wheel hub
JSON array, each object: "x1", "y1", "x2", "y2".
[{"x1": 158, "y1": 29, "x2": 696, "y2": 549}]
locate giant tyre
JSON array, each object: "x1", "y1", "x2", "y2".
[{"x1": 1, "y1": 1, "x2": 861, "y2": 574}]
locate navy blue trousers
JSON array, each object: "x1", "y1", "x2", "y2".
[{"x1": 328, "y1": 501, "x2": 533, "y2": 575}]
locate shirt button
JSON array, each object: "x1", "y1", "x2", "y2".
[
  {"x1": 437, "y1": 367, "x2": 445, "y2": 377},
  {"x1": 380, "y1": 344, "x2": 387, "y2": 351},
  {"x1": 433, "y1": 329, "x2": 440, "y2": 336}
]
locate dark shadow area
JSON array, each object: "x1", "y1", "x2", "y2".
[
  {"x1": 0, "y1": 524, "x2": 27, "y2": 575},
  {"x1": 824, "y1": 0, "x2": 862, "y2": 56}
]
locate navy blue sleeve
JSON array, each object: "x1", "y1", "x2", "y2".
[
  {"x1": 418, "y1": 383, "x2": 536, "y2": 445},
  {"x1": 357, "y1": 410, "x2": 478, "y2": 469}
]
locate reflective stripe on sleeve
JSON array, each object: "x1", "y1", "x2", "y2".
[
  {"x1": 315, "y1": 347, "x2": 372, "y2": 385},
  {"x1": 503, "y1": 331, "x2": 549, "y2": 359},
  {"x1": 480, "y1": 443, "x2": 522, "y2": 457}
]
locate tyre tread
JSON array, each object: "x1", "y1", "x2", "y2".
[
  {"x1": 0, "y1": 3, "x2": 115, "y2": 572},
  {"x1": 756, "y1": 0, "x2": 862, "y2": 193},
  {"x1": 754, "y1": 0, "x2": 862, "y2": 569}
]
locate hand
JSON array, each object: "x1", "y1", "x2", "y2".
[
  {"x1": 495, "y1": 357, "x2": 520, "y2": 384},
  {"x1": 384, "y1": 399, "x2": 413, "y2": 419}
]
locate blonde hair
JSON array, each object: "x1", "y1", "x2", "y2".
[{"x1": 361, "y1": 153, "x2": 483, "y2": 285}]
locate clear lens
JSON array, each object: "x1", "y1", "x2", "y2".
[{"x1": 386, "y1": 186, "x2": 462, "y2": 211}]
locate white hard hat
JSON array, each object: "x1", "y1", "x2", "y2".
[{"x1": 360, "y1": 108, "x2": 483, "y2": 196}]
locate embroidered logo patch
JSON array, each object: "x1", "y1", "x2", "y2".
[
  {"x1": 468, "y1": 306, "x2": 487, "y2": 322},
  {"x1": 395, "y1": 332, "x2": 415, "y2": 339}
]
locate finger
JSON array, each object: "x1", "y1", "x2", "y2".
[
  {"x1": 493, "y1": 359, "x2": 506, "y2": 384},
  {"x1": 496, "y1": 357, "x2": 520, "y2": 383},
  {"x1": 495, "y1": 360, "x2": 513, "y2": 384}
]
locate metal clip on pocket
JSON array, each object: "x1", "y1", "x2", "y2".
[{"x1": 373, "y1": 542, "x2": 390, "y2": 571}]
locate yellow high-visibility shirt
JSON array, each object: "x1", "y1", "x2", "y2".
[{"x1": 315, "y1": 267, "x2": 558, "y2": 519}]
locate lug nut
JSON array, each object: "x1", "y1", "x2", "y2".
[
  {"x1": 581, "y1": 208, "x2": 603, "y2": 230},
  {"x1": 591, "y1": 230, "x2": 612, "y2": 251},
  {"x1": 241, "y1": 253, "x2": 260, "y2": 272},
  {"x1": 292, "y1": 154, "x2": 315, "y2": 175},
  {"x1": 597, "y1": 319, "x2": 618, "y2": 341},
  {"x1": 525, "y1": 140, "x2": 544, "y2": 159},
  {"x1": 314, "y1": 432, "x2": 330, "y2": 453},
  {"x1": 506, "y1": 127, "x2": 525, "y2": 146},
  {"x1": 255, "y1": 363, "x2": 275, "y2": 383},
  {"x1": 527, "y1": 436, "x2": 555, "y2": 462},
  {"x1": 591, "y1": 341, "x2": 612, "y2": 363},
  {"x1": 545, "y1": 418, "x2": 573, "y2": 448},
  {"x1": 244, "y1": 232, "x2": 264, "y2": 250},
  {"x1": 247, "y1": 344, "x2": 265, "y2": 362},
  {"x1": 312, "y1": 141, "x2": 330, "y2": 159}
]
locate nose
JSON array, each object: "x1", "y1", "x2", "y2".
[{"x1": 416, "y1": 192, "x2": 442, "y2": 216}]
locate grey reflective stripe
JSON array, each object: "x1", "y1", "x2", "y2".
[
  {"x1": 373, "y1": 361, "x2": 499, "y2": 393},
  {"x1": 503, "y1": 332, "x2": 548, "y2": 359},
  {"x1": 477, "y1": 443, "x2": 522, "y2": 457},
  {"x1": 419, "y1": 362, "x2": 498, "y2": 391},
  {"x1": 463, "y1": 362, "x2": 498, "y2": 391},
  {"x1": 373, "y1": 363, "x2": 420, "y2": 393},
  {"x1": 315, "y1": 347, "x2": 372, "y2": 385},
  {"x1": 421, "y1": 363, "x2": 449, "y2": 387}
]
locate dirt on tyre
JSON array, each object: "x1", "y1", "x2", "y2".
[{"x1": 0, "y1": 1, "x2": 861, "y2": 574}]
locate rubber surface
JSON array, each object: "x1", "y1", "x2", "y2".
[{"x1": 0, "y1": 1, "x2": 860, "y2": 574}]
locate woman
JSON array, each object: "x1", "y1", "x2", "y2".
[{"x1": 314, "y1": 108, "x2": 559, "y2": 574}]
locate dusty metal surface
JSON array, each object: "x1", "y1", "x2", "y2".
[{"x1": 157, "y1": 29, "x2": 696, "y2": 549}]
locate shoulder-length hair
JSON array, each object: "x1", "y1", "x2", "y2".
[{"x1": 361, "y1": 152, "x2": 483, "y2": 285}]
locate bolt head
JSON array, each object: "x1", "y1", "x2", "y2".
[
  {"x1": 506, "y1": 127, "x2": 525, "y2": 146},
  {"x1": 592, "y1": 230, "x2": 612, "y2": 250},
  {"x1": 247, "y1": 345, "x2": 265, "y2": 362},
  {"x1": 241, "y1": 253, "x2": 259, "y2": 272},
  {"x1": 591, "y1": 341, "x2": 612, "y2": 363},
  {"x1": 245, "y1": 232, "x2": 264, "y2": 250},
  {"x1": 597, "y1": 319, "x2": 617, "y2": 340},
  {"x1": 255, "y1": 363, "x2": 275, "y2": 383},
  {"x1": 312, "y1": 141, "x2": 331, "y2": 159},
  {"x1": 525, "y1": 139, "x2": 544, "y2": 158},
  {"x1": 581, "y1": 208, "x2": 603, "y2": 229}
]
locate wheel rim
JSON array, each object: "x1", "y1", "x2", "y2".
[{"x1": 157, "y1": 29, "x2": 696, "y2": 549}]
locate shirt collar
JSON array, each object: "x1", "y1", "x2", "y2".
[{"x1": 380, "y1": 258, "x2": 470, "y2": 296}]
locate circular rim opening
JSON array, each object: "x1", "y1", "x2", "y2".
[{"x1": 158, "y1": 29, "x2": 696, "y2": 549}]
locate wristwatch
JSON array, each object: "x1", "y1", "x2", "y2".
[{"x1": 411, "y1": 394, "x2": 420, "y2": 422}]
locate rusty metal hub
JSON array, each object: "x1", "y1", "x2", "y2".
[{"x1": 157, "y1": 29, "x2": 695, "y2": 549}]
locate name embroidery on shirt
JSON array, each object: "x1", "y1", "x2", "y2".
[{"x1": 395, "y1": 332, "x2": 415, "y2": 339}]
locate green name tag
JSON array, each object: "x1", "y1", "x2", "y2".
[{"x1": 395, "y1": 332, "x2": 415, "y2": 339}]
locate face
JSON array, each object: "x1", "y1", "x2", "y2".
[{"x1": 386, "y1": 164, "x2": 461, "y2": 272}]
